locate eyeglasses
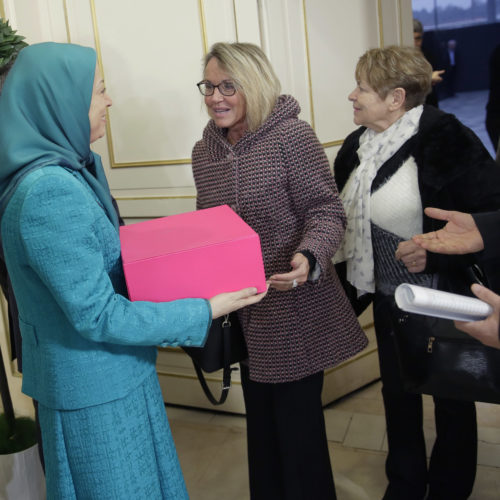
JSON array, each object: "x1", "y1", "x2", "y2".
[{"x1": 197, "y1": 80, "x2": 237, "y2": 96}]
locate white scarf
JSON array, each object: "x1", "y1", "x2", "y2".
[{"x1": 333, "y1": 105, "x2": 423, "y2": 295}]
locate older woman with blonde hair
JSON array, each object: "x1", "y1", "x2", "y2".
[
  {"x1": 192, "y1": 42, "x2": 367, "y2": 500},
  {"x1": 333, "y1": 45, "x2": 500, "y2": 500}
]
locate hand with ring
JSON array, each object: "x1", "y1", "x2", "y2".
[
  {"x1": 268, "y1": 253, "x2": 310, "y2": 291},
  {"x1": 395, "y1": 239, "x2": 427, "y2": 273}
]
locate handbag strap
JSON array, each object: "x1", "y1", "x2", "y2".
[{"x1": 192, "y1": 314, "x2": 236, "y2": 406}]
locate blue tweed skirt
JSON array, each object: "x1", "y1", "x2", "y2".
[{"x1": 38, "y1": 371, "x2": 188, "y2": 500}]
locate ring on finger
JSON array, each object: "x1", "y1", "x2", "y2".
[{"x1": 292, "y1": 279, "x2": 298, "y2": 288}]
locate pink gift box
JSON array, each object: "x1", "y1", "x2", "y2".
[{"x1": 120, "y1": 205, "x2": 267, "y2": 302}]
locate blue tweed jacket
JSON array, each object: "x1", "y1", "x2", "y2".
[{"x1": 1, "y1": 166, "x2": 211, "y2": 410}]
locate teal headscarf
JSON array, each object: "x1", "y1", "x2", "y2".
[{"x1": 0, "y1": 42, "x2": 119, "y2": 230}]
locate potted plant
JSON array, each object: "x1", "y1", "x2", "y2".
[
  {"x1": 0, "y1": 18, "x2": 28, "y2": 87},
  {"x1": 0, "y1": 347, "x2": 44, "y2": 500},
  {"x1": 0, "y1": 358, "x2": 37, "y2": 454}
]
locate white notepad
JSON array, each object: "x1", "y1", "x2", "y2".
[{"x1": 395, "y1": 283, "x2": 493, "y2": 322}]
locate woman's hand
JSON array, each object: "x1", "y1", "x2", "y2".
[
  {"x1": 268, "y1": 253, "x2": 310, "y2": 291},
  {"x1": 454, "y1": 284, "x2": 500, "y2": 349},
  {"x1": 395, "y1": 239, "x2": 427, "y2": 273},
  {"x1": 209, "y1": 286, "x2": 268, "y2": 319}
]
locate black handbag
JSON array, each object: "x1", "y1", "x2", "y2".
[
  {"x1": 183, "y1": 313, "x2": 247, "y2": 405},
  {"x1": 391, "y1": 305, "x2": 500, "y2": 403},
  {"x1": 390, "y1": 263, "x2": 500, "y2": 404}
]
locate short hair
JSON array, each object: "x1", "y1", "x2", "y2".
[
  {"x1": 413, "y1": 18, "x2": 423, "y2": 34},
  {"x1": 355, "y1": 45, "x2": 432, "y2": 110},
  {"x1": 203, "y1": 42, "x2": 281, "y2": 132}
]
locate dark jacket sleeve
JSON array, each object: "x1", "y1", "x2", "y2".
[
  {"x1": 472, "y1": 211, "x2": 500, "y2": 293},
  {"x1": 416, "y1": 108, "x2": 500, "y2": 292},
  {"x1": 473, "y1": 211, "x2": 500, "y2": 254}
]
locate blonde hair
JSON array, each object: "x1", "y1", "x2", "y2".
[
  {"x1": 355, "y1": 45, "x2": 432, "y2": 110},
  {"x1": 203, "y1": 42, "x2": 281, "y2": 131}
]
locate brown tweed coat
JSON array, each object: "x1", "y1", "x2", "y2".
[{"x1": 192, "y1": 95, "x2": 367, "y2": 383}]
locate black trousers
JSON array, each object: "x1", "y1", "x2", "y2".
[
  {"x1": 240, "y1": 364, "x2": 336, "y2": 500},
  {"x1": 374, "y1": 295, "x2": 477, "y2": 500}
]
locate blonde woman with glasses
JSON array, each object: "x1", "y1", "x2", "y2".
[{"x1": 192, "y1": 42, "x2": 367, "y2": 500}]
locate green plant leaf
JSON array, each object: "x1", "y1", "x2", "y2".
[{"x1": 0, "y1": 18, "x2": 28, "y2": 72}]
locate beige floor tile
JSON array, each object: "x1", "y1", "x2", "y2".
[
  {"x1": 479, "y1": 426, "x2": 500, "y2": 445},
  {"x1": 330, "y1": 444, "x2": 387, "y2": 500},
  {"x1": 324, "y1": 409, "x2": 352, "y2": 443},
  {"x1": 470, "y1": 465, "x2": 500, "y2": 499},
  {"x1": 171, "y1": 420, "x2": 250, "y2": 500},
  {"x1": 476, "y1": 405, "x2": 500, "y2": 470},
  {"x1": 327, "y1": 381, "x2": 386, "y2": 417},
  {"x1": 166, "y1": 405, "x2": 215, "y2": 425},
  {"x1": 329, "y1": 396, "x2": 386, "y2": 416},
  {"x1": 476, "y1": 401, "x2": 500, "y2": 428},
  {"x1": 478, "y1": 438, "x2": 500, "y2": 468},
  {"x1": 211, "y1": 412, "x2": 247, "y2": 430},
  {"x1": 352, "y1": 380, "x2": 383, "y2": 400},
  {"x1": 343, "y1": 413, "x2": 386, "y2": 451},
  {"x1": 423, "y1": 419, "x2": 437, "y2": 457},
  {"x1": 422, "y1": 393, "x2": 435, "y2": 418},
  {"x1": 381, "y1": 434, "x2": 388, "y2": 452},
  {"x1": 166, "y1": 382, "x2": 500, "y2": 500}
]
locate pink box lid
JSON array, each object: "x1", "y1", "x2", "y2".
[{"x1": 120, "y1": 205, "x2": 259, "y2": 262}]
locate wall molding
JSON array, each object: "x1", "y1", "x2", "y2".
[
  {"x1": 302, "y1": 0, "x2": 315, "y2": 130},
  {"x1": 62, "y1": 0, "x2": 71, "y2": 42},
  {"x1": 87, "y1": 0, "x2": 385, "y2": 168},
  {"x1": 89, "y1": 0, "x2": 205, "y2": 169}
]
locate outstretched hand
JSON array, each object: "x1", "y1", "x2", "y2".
[
  {"x1": 209, "y1": 285, "x2": 268, "y2": 319},
  {"x1": 455, "y1": 284, "x2": 500, "y2": 349},
  {"x1": 268, "y1": 253, "x2": 310, "y2": 291},
  {"x1": 412, "y1": 207, "x2": 484, "y2": 255}
]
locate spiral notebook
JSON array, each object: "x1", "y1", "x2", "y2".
[{"x1": 395, "y1": 283, "x2": 493, "y2": 322}]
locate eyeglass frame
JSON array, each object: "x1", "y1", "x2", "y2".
[{"x1": 196, "y1": 79, "x2": 238, "y2": 97}]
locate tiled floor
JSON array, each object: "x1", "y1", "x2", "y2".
[{"x1": 167, "y1": 380, "x2": 500, "y2": 500}]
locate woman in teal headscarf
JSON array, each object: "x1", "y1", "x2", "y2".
[{"x1": 0, "y1": 42, "x2": 264, "y2": 499}]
